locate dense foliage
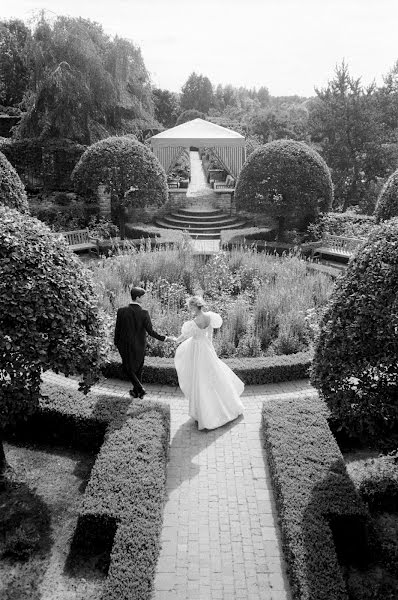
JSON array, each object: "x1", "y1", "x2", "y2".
[
  {"x1": 0, "y1": 14, "x2": 157, "y2": 143},
  {"x1": 0, "y1": 19, "x2": 30, "y2": 106},
  {"x1": 0, "y1": 207, "x2": 107, "y2": 453},
  {"x1": 374, "y1": 168, "x2": 398, "y2": 222},
  {"x1": 0, "y1": 150, "x2": 28, "y2": 212},
  {"x1": 262, "y1": 394, "x2": 368, "y2": 600},
  {"x1": 307, "y1": 211, "x2": 376, "y2": 240},
  {"x1": 0, "y1": 138, "x2": 86, "y2": 192},
  {"x1": 311, "y1": 218, "x2": 398, "y2": 442},
  {"x1": 235, "y1": 140, "x2": 333, "y2": 237},
  {"x1": 91, "y1": 245, "x2": 334, "y2": 359},
  {"x1": 72, "y1": 136, "x2": 168, "y2": 236},
  {"x1": 152, "y1": 88, "x2": 179, "y2": 128},
  {"x1": 180, "y1": 72, "x2": 213, "y2": 113},
  {"x1": 175, "y1": 109, "x2": 206, "y2": 126}
]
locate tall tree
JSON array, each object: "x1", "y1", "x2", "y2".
[
  {"x1": 309, "y1": 62, "x2": 391, "y2": 210},
  {"x1": 0, "y1": 19, "x2": 31, "y2": 107},
  {"x1": 180, "y1": 72, "x2": 214, "y2": 113},
  {"x1": 16, "y1": 13, "x2": 155, "y2": 143},
  {"x1": 152, "y1": 88, "x2": 180, "y2": 128}
]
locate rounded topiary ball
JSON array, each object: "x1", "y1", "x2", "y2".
[
  {"x1": 176, "y1": 110, "x2": 206, "y2": 126},
  {"x1": 72, "y1": 135, "x2": 168, "y2": 208},
  {"x1": 311, "y1": 217, "x2": 398, "y2": 442},
  {"x1": 374, "y1": 169, "x2": 398, "y2": 222},
  {"x1": 0, "y1": 206, "x2": 107, "y2": 429},
  {"x1": 235, "y1": 140, "x2": 333, "y2": 234},
  {"x1": 0, "y1": 150, "x2": 29, "y2": 213}
]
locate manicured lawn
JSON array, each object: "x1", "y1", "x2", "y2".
[{"x1": 0, "y1": 442, "x2": 102, "y2": 600}]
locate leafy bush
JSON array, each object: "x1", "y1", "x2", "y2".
[
  {"x1": 311, "y1": 218, "x2": 398, "y2": 443},
  {"x1": 307, "y1": 211, "x2": 376, "y2": 241},
  {"x1": 0, "y1": 150, "x2": 28, "y2": 213},
  {"x1": 347, "y1": 455, "x2": 398, "y2": 512},
  {"x1": 262, "y1": 394, "x2": 369, "y2": 600},
  {"x1": 5, "y1": 380, "x2": 170, "y2": 600},
  {"x1": 175, "y1": 109, "x2": 206, "y2": 125},
  {"x1": 29, "y1": 200, "x2": 98, "y2": 231},
  {"x1": 72, "y1": 136, "x2": 168, "y2": 237},
  {"x1": 374, "y1": 169, "x2": 398, "y2": 223},
  {"x1": 235, "y1": 139, "x2": 333, "y2": 237},
  {"x1": 0, "y1": 207, "x2": 107, "y2": 440}
]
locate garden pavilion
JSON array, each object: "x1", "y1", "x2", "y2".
[{"x1": 150, "y1": 118, "x2": 246, "y2": 179}]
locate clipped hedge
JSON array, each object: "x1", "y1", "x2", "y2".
[
  {"x1": 72, "y1": 136, "x2": 168, "y2": 210},
  {"x1": 6, "y1": 380, "x2": 170, "y2": 600},
  {"x1": 262, "y1": 394, "x2": 369, "y2": 600},
  {"x1": 307, "y1": 211, "x2": 375, "y2": 241},
  {"x1": 235, "y1": 140, "x2": 333, "y2": 235},
  {"x1": 0, "y1": 150, "x2": 29, "y2": 213},
  {"x1": 374, "y1": 168, "x2": 398, "y2": 223},
  {"x1": 102, "y1": 351, "x2": 312, "y2": 385},
  {"x1": 311, "y1": 218, "x2": 398, "y2": 442}
]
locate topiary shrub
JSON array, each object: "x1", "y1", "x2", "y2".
[
  {"x1": 0, "y1": 207, "x2": 107, "y2": 476},
  {"x1": 374, "y1": 169, "x2": 398, "y2": 223},
  {"x1": 235, "y1": 139, "x2": 333, "y2": 239},
  {"x1": 0, "y1": 150, "x2": 29, "y2": 213},
  {"x1": 72, "y1": 136, "x2": 168, "y2": 238},
  {"x1": 311, "y1": 218, "x2": 398, "y2": 443},
  {"x1": 175, "y1": 109, "x2": 206, "y2": 126}
]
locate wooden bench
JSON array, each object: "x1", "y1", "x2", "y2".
[
  {"x1": 214, "y1": 174, "x2": 235, "y2": 194},
  {"x1": 60, "y1": 228, "x2": 100, "y2": 254},
  {"x1": 308, "y1": 233, "x2": 364, "y2": 262}
]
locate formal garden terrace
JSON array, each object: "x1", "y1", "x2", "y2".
[{"x1": 1, "y1": 112, "x2": 398, "y2": 600}]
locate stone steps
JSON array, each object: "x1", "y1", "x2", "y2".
[{"x1": 155, "y1": 208, "x2": 246, "y2": 240}]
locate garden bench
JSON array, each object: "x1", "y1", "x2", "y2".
[
  {"x1": 308, "y1": 233, "x2": 364, "y2": 261},
  {"x1": 214, "y1": 174, "x2": 235, "y2": 193},
  {"x1": 60, "y1": 228, "x2": 100, "y2": 254}
]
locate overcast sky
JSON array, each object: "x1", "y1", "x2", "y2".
[{"x1": 2, "y1": 0, "x2": 398, "y2": 97}]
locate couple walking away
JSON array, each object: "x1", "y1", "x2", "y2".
[{"x1": 114, "y1": 287, "x2": 244, "y2": 430}]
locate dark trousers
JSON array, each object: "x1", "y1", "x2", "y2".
[{"x1": 122, "y1": 358, "x2": 144, "y2": 393}]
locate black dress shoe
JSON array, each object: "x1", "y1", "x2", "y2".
[
  {"x1": 138, "y1": 389, "x2": 147, "y2": 399},
  {"x1": 129, "y1": 389, "x2": 139, "y2": 398}
]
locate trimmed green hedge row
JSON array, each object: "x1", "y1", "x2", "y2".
[
  {"x1": 102, "y1": 351, "x2": 312, "y2": 385},
  {"x1": 262, "y1": 395, "x2": 369, "y2": 600},
  {"x1": 6, "y1": 381, "x2": 170, "y2": 600}
]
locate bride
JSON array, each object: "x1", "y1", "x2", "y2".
[{"x1": 172, "y1": 296, "x2": 244, "y2": 430}]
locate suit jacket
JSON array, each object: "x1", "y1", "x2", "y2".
[{"x1": 114, "y1": 304, "x2": 166, "y2": 371}]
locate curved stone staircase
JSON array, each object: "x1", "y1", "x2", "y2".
[{"x1": 155, "y1": 208, "x2": 246, "y2": 240}]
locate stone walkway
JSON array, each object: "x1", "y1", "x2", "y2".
[{"x1": 44, "y1": 372, "x2": 316, "y2": 599}]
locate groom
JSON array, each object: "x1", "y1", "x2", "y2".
[{"x1": 114, "y1": 286, "x2": 171, "y2": 398}]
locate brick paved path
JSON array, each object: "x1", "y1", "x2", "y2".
[{"x1": 43, "y1": 373, "x2": 316, "y2": 599}]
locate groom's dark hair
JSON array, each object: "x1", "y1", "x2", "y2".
[{"x1": 130, "y1": 287, "x2": 146, "y2": 301}]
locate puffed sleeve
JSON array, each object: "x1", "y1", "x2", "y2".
[
  {"x1": 208, "y1": 312, "x2": 223, "y2": 329},
  {"x1": 181, "y1": 321, "x2": 195, "y2": 336}
]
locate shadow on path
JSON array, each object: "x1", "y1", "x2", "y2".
[{"x1": 166, "y1": 414, "x2": 244, "y2": 494}]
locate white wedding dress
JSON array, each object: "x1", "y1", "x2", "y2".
[{"x1": 174, "y1": 311, "x2": 244, "y2": 430}]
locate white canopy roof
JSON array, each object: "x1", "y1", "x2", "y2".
[{"x1": 150, "y1": 118, "x2": 245, "y2": 148}]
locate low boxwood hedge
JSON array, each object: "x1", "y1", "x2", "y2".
[
  {"x1": 262, "y1": 394, "x2": 369, "y2": 600},
  {"x1": 5, "y1": 380, "x2": 170, "y2": 600},
  {"x1": 102, "y1": 351, "x2": 312, "y2": 385}
]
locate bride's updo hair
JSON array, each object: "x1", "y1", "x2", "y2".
[{"x1": 187, "y1": 295, "x2": 206, "y2": 310}]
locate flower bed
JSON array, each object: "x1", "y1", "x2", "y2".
[
  {"x1": 5, "y1": 380, "x2": 170, "y2": 600},
  {"x1": 262, "y1": 394, "x2": 368, "y2": 600},
  {"x1": 90, "y1": 245, "x2": 334, "y2": 360}
]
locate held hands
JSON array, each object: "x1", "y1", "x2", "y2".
[{"x1": 165, "y1": 335, "x2": 177, "y2": 343}]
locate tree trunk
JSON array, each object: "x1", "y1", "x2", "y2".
[
  {"x1": 0, "y1": 437, "x2": 8, "y2": 486},
  {"x1": 118, "y1": 204, "x2": 126, "y2": 240}
]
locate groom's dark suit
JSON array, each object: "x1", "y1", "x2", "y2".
[{"x1": 114, "y1": 303, "x2": 166, "y2": 393}]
